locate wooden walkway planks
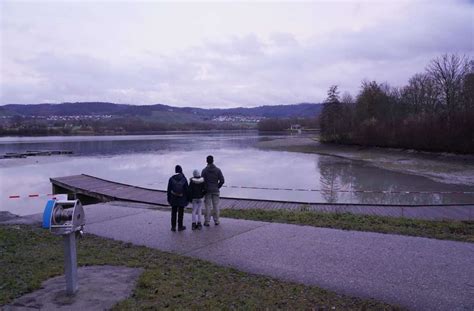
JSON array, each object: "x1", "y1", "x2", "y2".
[
  {"x1": 50, "y1": 174, "x2": 474, "y2": 221},
  {"x1": 51, "y1": 174, "x2": 168, "y2": 205}
]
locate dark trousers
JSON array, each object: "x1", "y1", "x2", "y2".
[{"x1": 171, "y1": 205, "x2": 184, "y2": 229}]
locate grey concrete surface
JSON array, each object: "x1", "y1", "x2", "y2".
[
  {"x1": 4, "y1": 266, "x2": 142, "y2": 311},
  {"x1": 188, "y1": 223, "x2": 474, "y2": 311},
  {"x1": 79, "y1": 202, "x2": 474, "y2": 311},
  {"x1": 85, "y1": 204, "x2": 268, "y2": 254}
]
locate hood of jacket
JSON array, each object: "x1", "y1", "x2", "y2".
[
  {"x1": 191, "y1": 177, "x2": 204, "y2": 184},
  {"x1": 205, "y1": 163, "x2": 219, "y2": 173},
  {"x1": 172, "y1": 173, "x2": 186, "y2": 181}
]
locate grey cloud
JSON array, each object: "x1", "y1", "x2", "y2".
[
  {"x1": 1, "y1": 1, "x2": 473, "y2": 107},
  {"x1": 269, "y1": 33, "x2": 299, "y2": 47},
  {"x1": 203, "y1": 34, "x2": 265, "y2": 58}
]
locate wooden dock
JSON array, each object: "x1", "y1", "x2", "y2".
[{"x1": 50, "y1": 174, "x2": 474, "y2": 221}]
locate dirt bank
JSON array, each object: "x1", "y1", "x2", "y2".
[{"x1": 257, "y1": 137, "x2": 474, "y2": 186}]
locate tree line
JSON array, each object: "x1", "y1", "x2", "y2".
[{"x1": 319, "y1": 54, "x2": 473, "y2": 153}]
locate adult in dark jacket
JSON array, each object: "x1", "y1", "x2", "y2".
[
  {"x1": 201, "y1": 155, "x2": 225, "y2": 226},
  {"x1": 167, "y1": 165, "x2": 188, "y2": 231}
]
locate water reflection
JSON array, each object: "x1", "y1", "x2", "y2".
[
  {"x1": 1, "y1": 134, "x2": 473, "y2": 216},
  {"x1": 0, "y1": 133, "x2": 275, "y2": 156},
  {"x1": 317, "y1": 156, "x2": 474, "y2": 205}
]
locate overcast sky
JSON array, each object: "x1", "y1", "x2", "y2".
[{"x1": 1, "y1": 0, "x2": 473, "y2": 108}]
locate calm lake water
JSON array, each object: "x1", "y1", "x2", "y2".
[{"x1": 1, "y1": 133, "x2": 473, "y2": 216}]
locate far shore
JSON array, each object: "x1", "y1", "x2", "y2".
[
  {"x1": 256, "y1": 136, "x2": 474, "y2": 186},
  {"x1": 0, "y1": 129, "x2": 260, "y2": 139}
]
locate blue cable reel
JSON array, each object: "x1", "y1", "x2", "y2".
[
  {"x1": 42, "y1": 199, "x2": 56, "y2": 229},
  {"x1": 42, "y1": 198, "x2": 85, "y2": 234}
]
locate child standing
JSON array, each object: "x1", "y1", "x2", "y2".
[{"x1": 188, "y1": 169, "x2": 206, "y2": 230}]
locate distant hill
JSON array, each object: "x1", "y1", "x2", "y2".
[{"x1": 1, "y1": 102, "x2": 322, "y2": 119}]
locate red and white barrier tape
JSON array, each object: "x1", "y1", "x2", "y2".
[
  {"x1": 221, "y1": 185, "x2": 474, "y2": 195},
  {"x1": 145, "y1": 181, "x2": 474, "y2": 195},
  {"x1": 8, "y1": 193, "x2": 53, "y2": 199},
  {"x1": 7, "y1": 185, "x2": 474, "y2": 199}
]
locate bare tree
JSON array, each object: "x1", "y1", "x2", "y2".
[
  {"x1": 341, "y1": 91, "x2": 354, "y2": 105},
  {"x1": 403, "y1": 73, "x2": 440, "y2": 115},
  {"x1": 462, "y1": 60, "x2": 474, "y2": 110},
  {"x1": 427, "y1": 54, "x2": 470, "y2": 117},
  {"x1": 355, "y1": 80, "x2": 391, "y2": 121}
]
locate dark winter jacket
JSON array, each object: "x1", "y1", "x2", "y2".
[
  {"x1": 167, "y1": 173, "x2": 189, "y2": 207},
  {"x1": 188, "y1": 177, "x2": 206, "y2": 201},
  {"x1": 201, "y1": 164, "x2": 224, "y2": 194}
]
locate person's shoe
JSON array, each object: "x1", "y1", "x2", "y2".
[
  {"x1": 192, "y1": 223, "x2": 197, "y2": 230},
  {"x1": 214, "y1": 221, "x2": 220, "y2": 226},
  {"x1": 171, "y1": 227, "x2": 176, "y2": 232},
  {"x1": 204, "y1": 222, "x2": 210, "y2": 227},
  {"x1": 197, "y1": 222, "x2": 202, "y2": 230},
  {"x1": 178, "y1": 226, "x2": 186, "y2": 231}
]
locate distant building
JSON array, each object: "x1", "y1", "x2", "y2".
[
  {"x1": 290, "y1": 124, "x2": 302, "y2": 134},
  {"x1": 211, "y1": 115, "x2": 262, "y2": 123}
]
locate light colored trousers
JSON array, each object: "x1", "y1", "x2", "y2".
[
  {"x1": 192, "y1": 198, "x2": 203, "y2": 223},
  {"x1": 204, "y1": 193, "x2": 220, "y2": 224}
]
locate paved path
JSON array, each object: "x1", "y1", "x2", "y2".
[{"x1": 78, "y1": 202, "x2": 474, "y2": 310}]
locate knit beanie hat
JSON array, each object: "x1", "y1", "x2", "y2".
[{"x1": 193, "y1": 169, "x2": 200, "y2": 178}]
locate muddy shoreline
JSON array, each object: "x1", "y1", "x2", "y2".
[{"x1": 256, "y1": 137, "x2": 474, "y2": 186}]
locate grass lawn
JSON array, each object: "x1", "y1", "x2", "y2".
[
  {"x1": 220, "y1": 209, "x2": 474, "y2": 243},
  {"x1": 0, "y1": 225, "x2": 399, "y2": 310}
]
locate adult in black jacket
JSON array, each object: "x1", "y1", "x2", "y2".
[{"x1": 167, "y1": 165, "x2": 188, "y2": 231}]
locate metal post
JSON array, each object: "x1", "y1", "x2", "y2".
[
  {"x1": 63, "y1": 233, "x2": 78, "y2": 295},
  {"x1": 52, "y1": 184, "x2": 58, "y2": 195}
]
